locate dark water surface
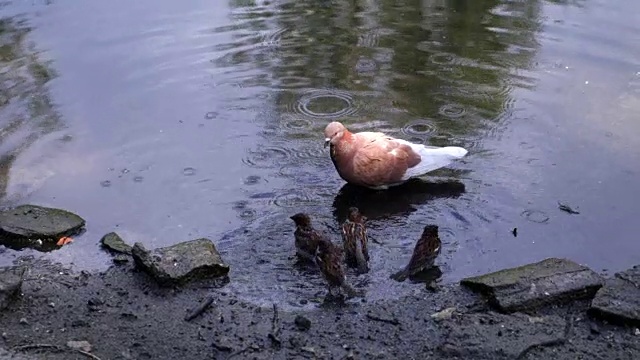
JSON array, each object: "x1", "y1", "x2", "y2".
[{"x1": 1, "y1": 0, "x2": 639, "y2": 307}]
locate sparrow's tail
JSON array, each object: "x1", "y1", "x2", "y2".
[{"x1": 355, "y1": 246, "x2": 369, "y2": 274}]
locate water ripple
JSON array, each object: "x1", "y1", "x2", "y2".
[
  {"x1": 270, "y1": 190, "x2": 321, "y2": 208},
  {"x1": 281, "y1": 116, "x2": 315, "y2": 132},
  {"x1": 259, "y1": 27, "x2": 289, "y2": 48},
  {"x1": 291, "y1": 89, "x2": 360, "y2": 119},
  {"x1": 232, "y1": 200, "x2": 257, "y2": 220},
  {"x1": 429, "y1": 52, "x2": 459, "y2": 66},
  {"x1": 242, "y1": 145, "x2": 292, "y2": 169},
  {"x1": 521, "y1": 209, "x2": 550, "y2": 224},
  {"x1": 243, "y1": 175, "x2": 264, "y2": 186},
  {"x1": 355, "y1": 57, "x2": 377, "y2": 74},
  {"x1": 438, "y1": 103, "x2": 467, "y2": 119},
  {"x1": 357, "y1": 30, "x2": 381, "y2": 48},
  {"x1": 278, "y1": 167, "x2": 328, "y2": 186},
  {"x1": 401, "y1": 119, "x2": 437, "y2": 137}
]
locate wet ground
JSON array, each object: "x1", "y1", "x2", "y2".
[
  {"x1": 1, "y1": 0, "x2": 640, "y2": 309},
  {"x1": 1, "y1": 258, "x2": 639, "y2": 360}
]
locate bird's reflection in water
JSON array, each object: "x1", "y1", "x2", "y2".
[
  {"x1": 405, "y1": 265, "x2": 443, "y2": 285},
  {"x1": 332, "y1": 178, "x2": 466, "y2": 222}
]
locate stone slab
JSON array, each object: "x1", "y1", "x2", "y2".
[
  {"x1": 132, "y1": 238, "x2": 229, "y2": 286},
  {"x1": 461, "y1": 258, "x2": 603, "y2": 312},
  {"x1": 590, "y1": 265, "x2": 640, "y2": 326}
]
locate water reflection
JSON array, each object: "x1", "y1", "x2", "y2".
[
  {"x1": 217, "y1": 0, "x2": 544, "y2": 306},
  {"x1": 332, "y1": 179, "x2": 466, "y2": 222},
  {"x1": 0, "y1": 18, "x2": 63, "y2": 206},
  {"x1": 396, "y1": 265, "x2": 443, "y2": 285}
]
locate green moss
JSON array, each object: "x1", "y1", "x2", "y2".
[
  {"x1": 0, "y1": 44, "x2": 15, "y2": 61},
  {"x1": 29, "y1": 61, "x2": 56, "y2": 84}
]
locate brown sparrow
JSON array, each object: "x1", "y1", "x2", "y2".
[
  {"x1": 390, "y1": 224, "x2": 441, "y2": 282},
  {"x1": 290, "y1": 213, "x2": 321, "y2": 263},
  {"x1": 315, "y1": 237, "x2": 360, "y2": 297},
  {"x1": 341, "y1": 207, "x2": 370, "y2": 274}
]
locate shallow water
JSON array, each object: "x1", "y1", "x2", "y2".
[{"x1": 0, "y1": 0, "x2": 639, "y2": 308}]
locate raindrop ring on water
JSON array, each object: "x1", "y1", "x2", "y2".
[
  {"x1": 282, "y1": 117, "x2": 315, "y2": 131},
  {"x1": 260, "y1": 27, "x2": 288, "y2": 48},
  {"x1": 293, "y1": 143, "x2": 327, "y2": 160},
  {"x1": 238, "y1": 209, "x2": 257, "y2": 219},
  {"x1": 429, "y1": 52, "x2": 456, "y2": 65},
  {"x1": 439, "y1": 103, "x2": 467, "y2": 119},
  {"x1": 270, "y1": 191, "x2": 316, "y2": 208},
  {"x1": 521, "y1": 210, "x2": 550, "y2": 224},
  {"x1": 294, "y1": 90, "x2": 360, "y2": 119},
  {"x1": 183, "y1": 167, "x2": 197, "y2": 176},
  {"x1": 205, "y1": 112, "x2": 219, "y2": 120},
  {"x1": 407, "y1": 136, "x2": 427, "y2": 145},
  {"x1": 242, "y1": 146, "x2": 292, "y2": 169},
  {"x1": 243, "y1": 175, "x2": 263, "y2": 186},
  {"x1": 355, "y1": 57, "x2": 377, "y2": 73},
  {"x1": 401, "y1": 119, "x2": 437, "y2": 137}
]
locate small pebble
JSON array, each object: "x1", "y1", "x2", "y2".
[
  {"x1": 19, "y1": 318, "x2": 28, "y2": 325},
  {"x1": 634, "y1": 328, "x2": 640, "y2": 336},
  {"x1": 294, "y1": 315, "x2": 311, "y2": 331},
  {"x1": 430, "y1": 307, "x2": 456, "y2": 322},
  {"x1": 301, "y1": 346, "x2": 316, "y2": 354},
  {"x1": 212, "y1": 336, "x2": 233, "y2": 352},
  {"x1": 67, "y1": 340, "x2": 92, "y2": 352}
]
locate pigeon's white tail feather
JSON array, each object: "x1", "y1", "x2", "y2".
[{"x1": 401, "y1": 143, "x2": 468, "y2": 180}]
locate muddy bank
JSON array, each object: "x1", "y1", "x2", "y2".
[{"x1": 0, "y1": 255, "x2": 639, "y2": 360}]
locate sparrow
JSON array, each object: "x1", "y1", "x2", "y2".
[
  {"x1": 290, "y1": 213, "x2": 321, "y2": 263},
  {"x1": 315, "y1": 237, "x2": 360, "y2": 298},
  {"x1": 341, "y1": 207, "x2": 370, "y2": 274},
  {"x1": 390, "y1": 224, "x2": 441, "y2": 282}
]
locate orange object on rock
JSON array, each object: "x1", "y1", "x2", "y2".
[{"x1": 56, "y1": 236, "x2": 74, "y2": 246}]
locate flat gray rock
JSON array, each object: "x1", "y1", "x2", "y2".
[
  {"x1": 590, "y1": 265, "x2": 640, "y2": 326},
  {"x1": 0, "y1": 266, "x2": 26, "y2": 311},
  {"x1": 132, "y1": 238, "x2": 229, "y2": 286},
  {"x1": 461, "y1": 258, "x2": 603, "y2": 312},
  {"x1": 437, "y1": 312, "x2": 566, "y2": 360},
  {"x1": 100, "y1": 232, "x2": 132, "y2": 255},
  {"x1": 0, "y1": 205, "x2": 85, "y2": 249}
]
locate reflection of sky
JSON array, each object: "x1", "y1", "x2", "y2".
[
  {"x1": 2, "y1": 0, "x2": 281, "y2": 270},
  {"x1": 465, "y1": 0, "x2": 640, "y2": 277},
  {"x1": 539, "y1": 0, "x2": 640, "y2": 155}
]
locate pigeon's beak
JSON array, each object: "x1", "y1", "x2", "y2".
[{"x1": 324, "y1": 138, "x2": 330, "y2": 148}]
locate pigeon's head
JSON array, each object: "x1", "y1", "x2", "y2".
[{"x1": 324, "y1": 121, "x2": 347, "y2": 148}]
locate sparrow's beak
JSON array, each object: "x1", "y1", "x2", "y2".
[{"x1": 324, "y1": 138, "x2": 330, "y2": 148}]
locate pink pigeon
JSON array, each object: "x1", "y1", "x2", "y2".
[{"x1": 324, "y1": 121, "x2": 468, "y2": 189}]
